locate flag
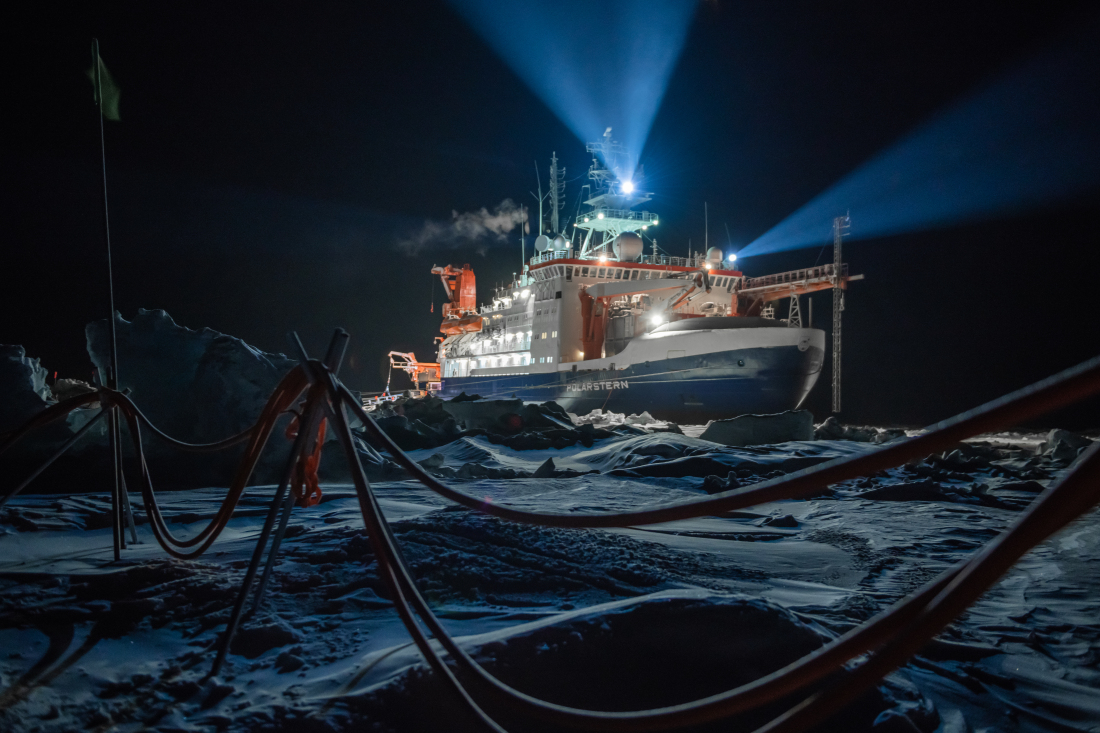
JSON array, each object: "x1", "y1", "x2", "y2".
[{"x1": 87, "y1": 53, "x2": 121, "y2": 121}]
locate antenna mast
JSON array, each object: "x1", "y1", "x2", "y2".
[
  {"x1": 831, "y1": 214, "x2": 850, "y2": 413},
  {"x1": 549, "y1": 152, "x2": 564, "y2": 234}
]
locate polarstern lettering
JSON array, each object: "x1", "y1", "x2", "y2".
[{"x1": 567, "y1": 380, "x2": 629, "y2": 392}]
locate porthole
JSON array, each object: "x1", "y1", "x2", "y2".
[{"x1": 737, "y1": 359, "x2": 745, "y2": 367}]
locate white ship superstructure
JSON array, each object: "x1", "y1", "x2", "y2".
[{"x1": 410, "y1": 130, "x2": 860, "y2": 421}]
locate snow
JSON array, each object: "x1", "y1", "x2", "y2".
[{"x1": 2, "y1": 426, "x2": 1098, "y2": 732}]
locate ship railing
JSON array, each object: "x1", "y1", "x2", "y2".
[
  {"x1": 742, "y1": 263, "x2": 848, "y2": 290},
  {"x1": 528, "y1": 250, "x2": 574, "y2": 265},
  {"x1": 585, "y1": 207, "x2": 658, "y2": 223},
  {"x1": 528, "y1": 251, "x2": 713, "y2": 270},
  {"x1": 362, "y1": 389, "x2": 431, "y2": 409}
]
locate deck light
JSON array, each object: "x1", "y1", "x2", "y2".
[
  {"x1": 521, "y1": 289, "x2": 530, "y2": 297},
  {"x1": 584, "y1": 217, "x2": 590, "y2": 223},
  {"x1": 652, "y1": 219, "x2": 658, "y2": 225},
  {"x1": 597, "y1": 212, "x2": 605, "y2": 219},
  {"x1": 649, "y1": 314, "x2": 663, "y2": 325}
]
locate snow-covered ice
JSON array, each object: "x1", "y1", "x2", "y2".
[{"x1": 1, "y1": 426, "x2": 1098, "y2": 732}]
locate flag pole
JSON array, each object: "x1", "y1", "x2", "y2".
[
  {"x1": 92, "y1": 38, "x2": 124, "y2": 559},
  {"x1": 92, "y1": 38, "x2": 119, "y2": 393}
]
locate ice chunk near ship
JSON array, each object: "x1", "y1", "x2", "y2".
[
  {"x1": 699, "y1": 409, "x2": 814, "y2": 447},
  {"x1": 0, "y1": 344, "x2": 54, "y2": 434},
  {"x1": 82, "y1": 309, "x2": 393, "y2": 484}
]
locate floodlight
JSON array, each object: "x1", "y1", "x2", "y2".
[
  {"x1": 597, "y1": 212, "x2": 605, "y2": 219},
  {"x1": 649, "y1": 314, "x2": 663, "y2": 325},
  {"x1": 521, "y1": 289, "x2": 530, "y2": 297}
]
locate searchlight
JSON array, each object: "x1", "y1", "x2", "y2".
[
  {"x1": 728, "y1": 253, "x2": 737, "y2": 263},
  {"x1": 621, "y1": 180, "x2": 635, "y2": 194}
]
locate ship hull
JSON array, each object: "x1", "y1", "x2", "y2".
[{"x1": 437, "y1": 341, "x2": 825, "y2": 423}]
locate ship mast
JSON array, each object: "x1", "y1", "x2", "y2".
[
  {"x1": 831, "y1": 214, "x2": 850, "y2": 413},
  {"x1": 575, "y1": 127, "x2": 656, "y2": 258},
  {"x1": 549, "y1": 151, "x2": 564, "y2": 234}
]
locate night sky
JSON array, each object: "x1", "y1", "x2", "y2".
[{"x1": 4, "y1": 1, "x2": 1099, "y2": 428}]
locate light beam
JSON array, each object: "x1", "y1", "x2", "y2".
[
  {"x1": 448, "y1": 0, "x2": 697, "y2": 169},
  {"x1": 740, "y1": 18, "x2": 1100, "y2": 258}
]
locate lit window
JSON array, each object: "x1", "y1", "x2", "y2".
[
  {"x1": 541, "y1": 332, "x2": 547, "y2": 339},
  {"x1": 552, "y1": 330, "x2": 557, "y2": 337},
  {"x1": 539, "y1": 357, "x2": 545, "y2": 363},
  {"x1": 547, "y1": 356, "x2": 554, "y2": 363}
]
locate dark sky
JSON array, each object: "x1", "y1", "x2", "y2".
[{"x1": 4, "y1": 1, "x2": 1099, "y2": 428}]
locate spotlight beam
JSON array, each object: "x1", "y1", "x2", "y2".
[
  {"x1": 448, "y1": 0, "x2": 697, "y2": 164},
  {"x1": 740, "y1": 18, "x2": 1100, "y2": 258}
]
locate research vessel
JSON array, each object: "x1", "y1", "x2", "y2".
[{"x1": 397, "y1": 130, "x2": 860, "y2": 422}]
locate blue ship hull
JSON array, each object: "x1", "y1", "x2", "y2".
[{"x1": 437, "y1": 344, "x2": 825, "y2": 422}]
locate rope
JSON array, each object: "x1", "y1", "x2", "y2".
[
  {"x1": 4, "y1": 347, "x2": 1100, "y2": 733},
  {"x1": 322, "y1": 364, "x2": 1100, "y2": 732},
  {"x1": 341, "y1": 353, "x2": 1100, "y2": 528}
]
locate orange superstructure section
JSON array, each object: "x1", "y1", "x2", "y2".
[
  {"x1": 432, "y1": 264, "x2": 482, "y2": 335},
  {"x1": 578, "y1": 287, "x2": 607, "y2": 361}
]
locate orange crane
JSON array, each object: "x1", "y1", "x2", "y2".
[
  {"x1": 385, "y1": 351, "x2": 441, "y2": 394},
  {"x1": 431, "y1": 264, "x2": 483, "y2": 335}
]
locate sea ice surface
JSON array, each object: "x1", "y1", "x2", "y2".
[{"x1": 1, "y1": 426, "x2": 1097, "y2": 732}]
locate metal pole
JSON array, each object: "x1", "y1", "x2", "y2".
[
  {"x1": 91, "y1": 39, "x2": 119, "y2": 394},
  {"x1": 251, "y1": 330, "x2": 348, "y2": 614},
  {"x1": 108, "y1": 407, "x2": 122, "y2": 559},
  {"x1": 831, "y1": 216, "x2": 848, "y2": 413},
  {"x1": 92, "y1": 39, "x2": 124, "y2": 557}
]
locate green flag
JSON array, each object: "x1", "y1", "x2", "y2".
[{"x1": 87, "y1": 54, "x2": 121, "y2": 121}]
